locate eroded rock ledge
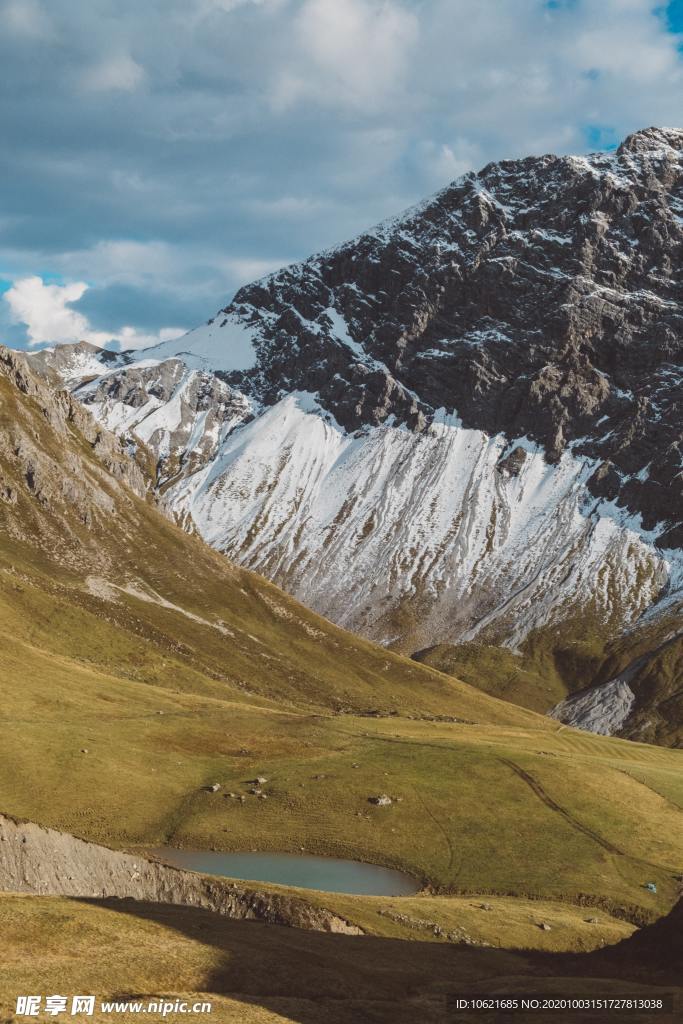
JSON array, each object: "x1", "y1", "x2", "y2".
[{"x1": 0, "y1": 813, "x2": 362, "y2": 935}]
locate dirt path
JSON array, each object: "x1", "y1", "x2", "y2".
[
  {"x1": 413, "y1": 790, "x2": 458, "y2": 876},
  {"x1": 498, "y1": 758, "x2": 624, "y2": 856}
]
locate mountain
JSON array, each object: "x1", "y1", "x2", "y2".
[
  {"x1": 1, "y1": 342, "x2": 682, "y2": 943},
  {"x1": 31, "y1": 126, "x2": 683, "y2": 744},
  {"x1": 0, "y1": 343, "x2": 504, "y2": 724}
]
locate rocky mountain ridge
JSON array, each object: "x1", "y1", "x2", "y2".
[{"x1": 28, "y1": 127, "x2": 683, "y2": 743}]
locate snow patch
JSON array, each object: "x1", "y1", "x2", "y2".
[{"x1": 144, "y1": 314, "x2": 258, "y2": 374}]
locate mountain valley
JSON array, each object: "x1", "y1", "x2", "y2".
[
  {"x1": 0, "y1": 340, "x2": 681, "y2": 1020},
  {"x1": 0, "y1": 342, "x2": 680, "y2": 906}
]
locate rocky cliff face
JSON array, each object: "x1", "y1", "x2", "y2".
[
  {"x1": 0, "y1": 345, "x2": 155, "y2": 568},
  {"x1": 30, "y1": 127, "x2": 683, "y2": 742},
  {"x1": 0, "y1": 346, "x2": 149, "y2": 500}
]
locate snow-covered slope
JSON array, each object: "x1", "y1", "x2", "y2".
[
  {"x1": 143, "y1": 313, "x2": 260, "y2": 374},
  {"x1": 31, "y1": 127, "x2": 683, "y2": 743},
  {"x1": 166, "y1": 395, "x2": 669, "y2": 651}
]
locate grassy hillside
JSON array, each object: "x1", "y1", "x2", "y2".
[
  {"x1": 411, "y1": 617, "x2": 633, "y2": 718},
  {"x1": 0, "y1": 346, "x2": 534, "y2": 722},
  {"x1": 1, "y1": 521, "x2": 681, "y2": 917},
  {"x1": 0, "y1": 345, "x2": 681, "y2": 928},
  {"x1": 413, "y1": 609, "x2": 683, "y2": 747},
  {"x1": 413, "y1": 642, "x2": 559, "y2": 712}
]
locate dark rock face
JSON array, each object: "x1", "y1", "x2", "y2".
[
  {"x1": 214, "y1": 126, "x2": 682, "y2": 548},
  {"x1": 496, "y1": 446, "x2": 528, "y2": 478}
]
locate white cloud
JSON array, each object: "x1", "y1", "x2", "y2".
[
  {"x1": 221, "y1": 256, "x2": 286, "y2": 283},
  {"x1": 57, "y1": 240, "x2": 183, "y2": 287},
  {"x1": 82, "y1": 53, "x2": 145, "y2": 93},
  {"x1": 114, "y1": 325, "x2": 183, "y2": 349},
  {"x1": 273, "y1": 0, "x2": 418, "y2": 111},
  {"x1": 246, "y1": 195, "x2": 328, "y2": 217},
  {"x1": 2, "y1": 0, "x2": 52, "y2": 38},
  {"x1": 416, "y1": 138, "x2": 484, "y2": 189},
  {"x1": 2, "y1": 0, "x2": 683, "y2": 351},
  {"x1": 4, "y1": 276, "x2": 181, "y2": 350},
  {"x1": 54, "y1": 238, "x2": 278, "y2": 301},
  {"x1": 197, "y1": 0, "x2": 282, "y2": 13},
  {"x1": 5, "y1": 277, "x2": 99, "y2": 346}
]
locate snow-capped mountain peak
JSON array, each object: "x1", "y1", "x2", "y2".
[{"x1": 31, "y1": 127, "x2": 683, "y2": 744}]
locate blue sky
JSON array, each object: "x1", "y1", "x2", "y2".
[
  {"x1": 1, "y1": 0, "x2": 682, "y2": 350},
  {"x1": 664, "y1": 0, "x2": 683, "y2": 31}
]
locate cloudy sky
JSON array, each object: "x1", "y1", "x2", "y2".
[{"x1": 1, "y1": 0, "x2": 682, "y2": 351}]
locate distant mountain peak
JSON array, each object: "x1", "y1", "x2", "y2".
[
  {"x1": 617, "y1": 124, "x2": 683, "y2": 155},
  {"x1": 29, "y1": 128, "x2": 683, "y2": 744}
]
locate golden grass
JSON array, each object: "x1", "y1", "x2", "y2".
[{"x1": 0, "y1": 893, "x2": 669, "y2": 1024}]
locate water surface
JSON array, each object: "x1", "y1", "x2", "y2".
[{"x1": 148, "y1": 847, "x2": 420, "y2": 896}]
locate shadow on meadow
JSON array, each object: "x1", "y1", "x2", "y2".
[{"x1": 77, "y1": 894, "x2": 682, "y2": 1024}]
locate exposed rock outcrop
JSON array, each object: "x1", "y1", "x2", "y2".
[
  {"x1": 0, "y1": 813, "x2": 361, "y2": 935},
  {"x1": 1, "y1": 346, "x2": 149, "y2": 502},
  {"x1": 0, "y1": 343, "x2": 155, "y2": 562}
]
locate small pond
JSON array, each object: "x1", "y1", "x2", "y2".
[{"x1": 148, "y1": 847, "x2": 420, "y2": 896}]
